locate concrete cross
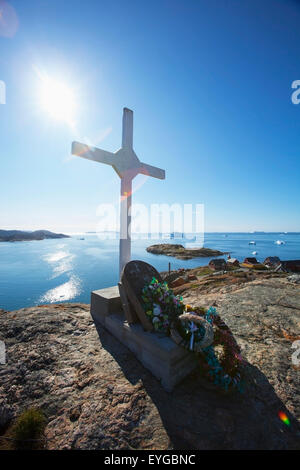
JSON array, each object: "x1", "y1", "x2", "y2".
[{"x1": 72, "y1": 107, "x2": 165, "y2": 277}]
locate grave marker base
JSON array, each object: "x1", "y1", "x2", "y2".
[{"x1": 90, "y1": 286, "x2": 198, "y2": 392}]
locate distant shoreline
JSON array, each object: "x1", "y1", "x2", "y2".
[{"x1": 0, "y1": 230, "x2": 70, "y2": 243}]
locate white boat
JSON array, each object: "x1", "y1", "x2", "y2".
[
  {"x1": 252, "y1": 251, "x2": 258, "y2": 255},
  {"x1": 275, "y1": 240, "x2": 285, "y2": 245},
  {"x1": 249, "y1": 241, "x2": 256, "y2": 245}
]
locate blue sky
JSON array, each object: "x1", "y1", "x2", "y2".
[{"x1": 1, "y1": 0, "x2": 300, "y2": 232}]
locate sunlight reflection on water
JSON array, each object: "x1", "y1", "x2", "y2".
[
  {"x1": 43, "y1": 250, "x2": 75, "y2": 279},
  {"x1": 1, "y1": 232, "x2": 299, "y2": 311},
  {"x1": 43, "y1": 250, "x2": 70, "y2": 263},
  {"x1": 39, "y1": 275, "x2": 82, "y2": 303},
  {"x1": 40, "y1": 247, "x2": 80, "y2": 301}
]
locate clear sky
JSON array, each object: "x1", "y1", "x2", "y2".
[{"x1": 1, "y1": 0, "x2": 300, "y2": 233}]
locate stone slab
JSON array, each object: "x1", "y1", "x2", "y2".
[
  {"x1": 90, "y1": 286, "x2": 122, "y2": 326},
  {"x1": 105, "y1": 312, "x2": 198, "y2": 391},
  {"x1": 90, "y1": 286, "x2": 198, "y2": 392}
]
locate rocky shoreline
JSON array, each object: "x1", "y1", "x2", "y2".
[
  {"x1": 146, "y1": 244, "x2": 226, "y2": 259},
  {"x1": 0, "y1": 271, "x2": 299, "y2": 449}
]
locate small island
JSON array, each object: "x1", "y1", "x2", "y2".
[
  {"x1": 0, "y1": 230, "x2": 70, "y2": 242},
  {"x1": 146, "y1": 243, "x2": 227, "y2": 259}
]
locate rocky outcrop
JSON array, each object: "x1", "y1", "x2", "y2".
[
  {"x1": 146, "y1": 244, "x2": 226, "y2": 260},
  {"x1": 0, "y1": 304, "x2": 169, "y2": 450},
  {"x1": 182, "y1": 277, "x2": 300, "y2": 440},
  {"x1": 0, "y1": 275, "x2": 299, "y2": 449}
]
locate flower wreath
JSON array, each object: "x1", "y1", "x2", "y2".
[
  {"x1": 142, "y1": 278, "x2": 244, "y2": 392},
  {"x1": 198, "y1": 307, "x2": 243, "y2": 392},
  {"x1": 141, "y1": 277, "x2": 185, "y2": 333},
  {"x1": 170, "y1": 312, "x2": 214, "y2": 352}
]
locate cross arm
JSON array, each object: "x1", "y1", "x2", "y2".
[
  {"x1": 72, "y1": 141, "x2": 117, "y2": 166},
  {"x1": 138, "y1": 162, "x2": 165, "y2": 180}
]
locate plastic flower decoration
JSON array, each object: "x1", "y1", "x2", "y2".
[
  {"x1": 153, "y1": 304, "x2": 161, "y2": 316},
  {"x1": 142, "y1": 277, "x2": 185, "y2": 333}
]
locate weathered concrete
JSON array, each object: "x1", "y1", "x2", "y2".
[
  {"x1": 104, "y1": 312, "x2": 198, "y2": 392},
  {"x1": 90, "y1": 286, "x2": 121, "y2": 325},
  {"x1": 90, "y1": 286, "x2": 197, "y2": 391}
]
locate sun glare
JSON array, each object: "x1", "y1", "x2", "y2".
[{"x1": 39, "y1": 75, "x2": 76, "y2": 125}]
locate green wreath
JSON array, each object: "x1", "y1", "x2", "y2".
[
  {"x1": 199, "y1": 307, "x2": 243, "y2": 391},
  {"x1": 142, "y1": 278, "x2": 244, "y2": 392}
]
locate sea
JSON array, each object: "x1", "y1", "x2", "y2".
[{"x1": 0, "y1": 232, "x2": 299, "y2": 311}]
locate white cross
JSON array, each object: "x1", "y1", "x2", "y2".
[{"x1": 72, "y1": 107, "x2": 165, "y2": 277}]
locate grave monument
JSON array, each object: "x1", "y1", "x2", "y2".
[{"x1": 71, "y1": 108, "x2": 198, "y2": 391}]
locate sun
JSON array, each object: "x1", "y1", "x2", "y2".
[{"x1": 38, "y1": 74, "x2": 76, "y2": 125}]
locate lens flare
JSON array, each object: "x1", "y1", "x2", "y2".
[
  {"x1": 278, "y1": 411, "x2": 290, "y2": 426},
  {"x1": 37, "y1": 71, "x2": 77, "y2": 125},
  {"x1": 0, "y1": 1, "x2": 19, "y2": 38}
]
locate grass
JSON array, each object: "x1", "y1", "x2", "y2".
[
  {"x1": 0, "y1": 408, "x2": 46, "y2": 450},
  {"x1": 226, "y1": 265, "x2": 239, "y2": 271},
  {"x1": 194, "y1": 267, "x2": 213, "y2": 276},
  {"x1": 232, "y1": 271, "x2": 248, "y2": 278}
]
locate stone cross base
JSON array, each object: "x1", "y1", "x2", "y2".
[{"x1": 91, "y1": 286, "x2": 198, "y2": 392}]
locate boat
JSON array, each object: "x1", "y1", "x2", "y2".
[
  {"x1": 252, "y1": 251, "x2": 258, "y2": 255},
  {"x1": 241, "y1": 257, "x2": 265, "y2": 270},
  {"x1": 275, "y1": 240, "x2": 285, "y2": 245},
  {"x1": 249, "y1": 241, "x2": 256, "y2": 245},
  {"x1": 241, "y1": 262, "x2": 265, "y2": 270}
]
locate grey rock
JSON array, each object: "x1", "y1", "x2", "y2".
[
  {"x1": 0, "y1": 304, "x2": 170, "y2": 450},
  {"x1": 0, "y1": 277, "x2": 299, "y2": 449},
  {"x1": 288, "y1": 274, "x2": 300, "y2": 284}
]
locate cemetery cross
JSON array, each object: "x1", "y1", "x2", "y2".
[{"x1": 71, "y1": 108, "x2": 165, "y2": 277}]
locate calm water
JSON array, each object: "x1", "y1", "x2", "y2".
[{"x1": 0, "y1": 232, "x2": 299, "y2": 311}]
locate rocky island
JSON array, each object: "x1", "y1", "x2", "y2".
[
  {"x1": 0, "y1": 269, "x2": 299, "y2": 450},
  {"x1": 146, "y1": 243, "x2": 226, "y2": 259},
  {"x1": 0, "y1": 230, "x2": 70, "y2": 242}
]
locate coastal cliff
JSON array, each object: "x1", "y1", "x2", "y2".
[{"x1": 0, "y1": 273, "x2": 299, "y2": 449}]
